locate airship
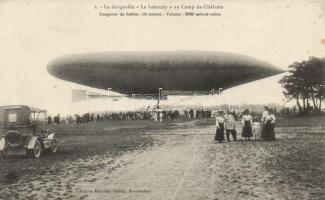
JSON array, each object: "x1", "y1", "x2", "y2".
[{"x1": 47, "y1": 51, "x2": 284, "y2": 97}]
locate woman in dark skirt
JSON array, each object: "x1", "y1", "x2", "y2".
[
  {"x1": 261, "y1": 106, "x2": 269, "y2": 139},
  {"x1": 215, "y1": 111, "x2": 225, "y2": 143},
  {"x1": 263, "y1": 109, "x2": 276, "y2": 141},
  {"x1": 241, "y1": 109, "x2": 253, "y2": 140}
]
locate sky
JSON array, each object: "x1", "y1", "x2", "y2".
[{"x1": 0, "y1": 0, "x2": 324, "y2": 114}]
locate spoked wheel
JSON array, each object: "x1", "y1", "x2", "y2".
[
  {"x1": 31, "y1": 140, "x2": 42, "y2": 158},
  {"x1": 51, "y1": 139, "x2": 58, "y2": 154}
]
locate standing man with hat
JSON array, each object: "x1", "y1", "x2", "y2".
[{"x1": 224, "y1": 110, "x2": 237, "y2": 142}]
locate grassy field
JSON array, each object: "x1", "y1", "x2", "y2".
[
  {"x1": 0, "y1": 120, "x2": 164, "y2": 185},
  {"x1": 276, "y1": 115, "x2": 325, "y2": 127},
  {"x1": 0, "y1": 115, "x2": 324, "y2": 199},
  {"x1": 0, "y1": 118, "x2": 206, "y2": 187}
]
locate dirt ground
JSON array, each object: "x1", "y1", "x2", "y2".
[{"x1": 0, "y1": 116, "x2": 324, "y2": 200}]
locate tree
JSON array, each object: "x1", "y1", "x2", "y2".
[{"x1": 279, "y1": 57, "x2": 325, "y2": 114}]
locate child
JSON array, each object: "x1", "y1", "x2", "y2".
[{"x1": 252, "y1": 117, "x2": 261, "y2": 140}]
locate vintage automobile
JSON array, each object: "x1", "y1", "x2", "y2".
[{"x1": 0, "y1": 105, "x2": 58, "y2": 158}]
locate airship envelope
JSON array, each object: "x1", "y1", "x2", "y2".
[{"x1": 47, "y1": 51, "x2": 284, "y2": 95}]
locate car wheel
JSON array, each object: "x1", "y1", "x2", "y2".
[
  {"x1": 32, "y1": 140, "x2": 42, "y2": 158},
  {"x1": 51, "y1": 139, "x2": 58, "y2": 154}
]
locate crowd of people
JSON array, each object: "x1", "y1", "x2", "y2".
[
  {"x1": 47, "y1": 110, "x2": 174, "y2": 125},
  {"x1": 46, "y1": 106, "x2": 221, "y2": 125},
  {"x1": 215, "y1": 106, "x2": 276, "y2": 142},
  {"x1": 47, "y1": 106, "x2": 277, "y2": 143}
]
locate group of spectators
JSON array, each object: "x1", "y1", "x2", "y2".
[
  {"x1": 47, "y1": 107, "x2": 277, "y2": 143},
  {"x1": 47, "y1": 109, "x2": 181, "y2": 125},
  {"x1": 47, "y1": 115, "x2": 61, "y2": 125},
  {"x1": 46, "y1": 107, "x2": 222, "y2": 125},
  {"x1": 184, "y1": 109, "x2": 212, "y2": 119},
  {"x1": 215, "y1": 106, "x2": 276, "y2": 143}
]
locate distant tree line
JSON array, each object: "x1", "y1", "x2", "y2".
[{"x1": 279, "y1": 57, "x2": 325, "y2": 114}]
